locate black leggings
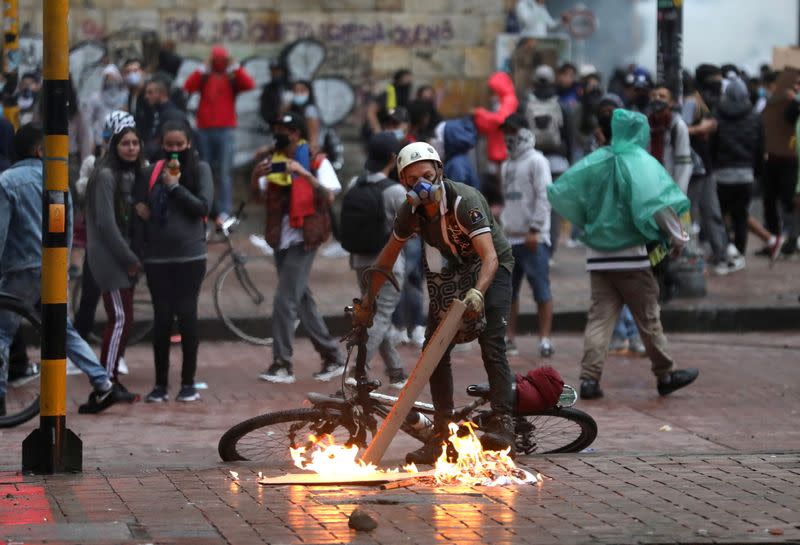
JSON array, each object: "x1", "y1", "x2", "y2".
[
  {"x1": 144, "y1": 260, "x2": 206, "y2": 388},
  {"x1": 717, "y1": 183, "x2": 752, "y2": 255}
]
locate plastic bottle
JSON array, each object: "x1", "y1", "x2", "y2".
[{"x1": 167, "y1": 153, "x2": 181, "y2": 176}]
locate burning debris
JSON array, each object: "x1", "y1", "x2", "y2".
[{"x1": 257, "y1": 421, "x2": 545, "y2": 488}]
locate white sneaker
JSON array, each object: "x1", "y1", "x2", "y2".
[
  {"x1": 320, "y1": 241, "x2": 349, "y2": 258},
  {"x1": 410, "y1": 326, "x2": 426, "y2": 348},
  {"x1": 726, "y1": 243, "x2": 741, "y2": 260},
  {"x1": 117, "y1": 357, "x2": 129, "y2": 375},
  {"x1": 728, "y1": 255, "x2": 746, "y2": 273},
  {"x1": 66, "y1": 358, "x2": 82, "y2": 375},
  {"x1": 249, "y1": 234, "x2": 274, "y2": 256},
  {"x1": 539, "y1": 338, "x2": 555, "y2": 358}
]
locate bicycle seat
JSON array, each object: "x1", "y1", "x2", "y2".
[{"x1": 466, "y1": 383, "x2": 516, "y2": 398}]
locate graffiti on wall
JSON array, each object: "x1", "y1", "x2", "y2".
[
  {"x1": 163, "y1": 16, "x2": 455, "y2": 47},
  {"x1": 17, "y1": 33, "x2": 356, "y2": 168}
]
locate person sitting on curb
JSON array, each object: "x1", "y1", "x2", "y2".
[{"x1": 547, "y1": 109, "x2": 700, "y2": 400}]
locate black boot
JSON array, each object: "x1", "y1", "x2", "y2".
[
  {"x1": 405, "y1": 413, "x2": 457, "y2": 466},
  {"x1": 480, "y1": 412, "x2": 516, "y2": 455}
]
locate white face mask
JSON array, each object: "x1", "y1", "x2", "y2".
[{"x1": 125, "y1": 71, "x2": 142, "y2": 87}]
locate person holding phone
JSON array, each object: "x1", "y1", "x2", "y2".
[
  {"x1": 253, "y1": 112, "x2": 343, "y2": 384},
  {"x1": 134, "y1": 120, "x2": 213, "y2": 403}
]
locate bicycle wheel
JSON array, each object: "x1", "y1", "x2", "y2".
[
  {"x1": 0, "y1": 295, "x2": 41, "y2": 428},
  {"x1": 219, "y1": 408, "x2": 360, "y2": 463},
  {"x1": 513, "y1": 407, "x2": 597, "y2": 455},
  {"x1": 214, "y1": 255, "x2": 273, "y2": 345}
]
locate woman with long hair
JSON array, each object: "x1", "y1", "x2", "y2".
[
  {"x1": 134, "y1": 120, "x2": 213, "y2": 403},
  {"x1": 85, "y1": 112, "x2": 143, "y2": 400}
]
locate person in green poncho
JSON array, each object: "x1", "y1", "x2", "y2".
[{"x1": 547, "y1": 108, "x2": 700, "y2": 400}]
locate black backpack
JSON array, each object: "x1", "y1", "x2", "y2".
[{"x1": 340, "y1": 176, "x2": 395, "y2": 254}]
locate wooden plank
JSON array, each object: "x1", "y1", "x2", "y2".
[
  {"x1": 361, "y1": 299, "x2": 467, "y2": 466},
  {"x1": 257, "y1": 470, "x2": 433, "y2": 486}
]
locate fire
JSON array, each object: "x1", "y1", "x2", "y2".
[
  {"x1": 432, "y1": 422, "x2": 538, "y2": 486},
  {"x1": 286, "y1": 422, "x2": 542, "y2": 487}
]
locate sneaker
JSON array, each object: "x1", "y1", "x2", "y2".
[
  {"x1": 780, "y1": 236, "x2": 798, "y2": 256},
  {"x1": 629, "y1": 337, "x2": 647, "y2": 356},
  {"x1": 66, "y1": 359, "x2": 81, "y2": 376},
  {"x1": 505, "y1": 337, "x2": 519, "y2": 356},
  {"x1": 608, "y1": 337, "x2": 628, "y2": 354},
  {"x1": 725, "y1": 243, "x2": 741, "y2": 260},
  {"x1": 313, "y1": 361, "x2": 345, "y2": 382},
  {"x1": 768, "y1": 234, "x2": 785, "y2": 266},
  {"x1": 405, "y1": 437, "x2": 456, "y2": 465},
  {"x1": 117, "y1": 357, "x2": 129, "y2": 375},
  {"x1": 259, "y1": 361, "x2": 296, "y2": 384},
  {"x1": 539, "y1": 338, "x2": 555, "y2": 358},
  {"x1": 388, "y1": 372, "x2": 408, "y2": 390},
  {"x1": 145, "y1": 385, "x2": 169, "y2": 403},
  {"x1": 112, "y1": 382, "x2": 139, "y2": 403},
  {"x1": 579, "y1": 379, "x2": 604, "y2": 400},
  {"x1": 410, "y1": 325, "x2": 426, "y2": 348},
  {"x1": 657, "y1": 368, "x2": 699, "y2": 396},
  {"x1": 565, "y1": 238, "x2": 584, "y2": 248},
  {"x1": 8, "y1": 362, "x2": 40, "y2": 386},
  {"x1": 479, "y1": 413, "x2": 515, "y2": 453},
  {"x1": 176, "y1": 384, "x2": 200, "y2": 402},
  {"x1": 78, "y1": 386, "x2": 118, "y2": 414},
  {"x1": 193, "y1": 380, "x2": 209, "y2": 390},
  {"x1": 728, "y1": 255, "x2": 746, "y2": 273}
]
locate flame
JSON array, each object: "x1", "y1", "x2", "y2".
[
  {"x1": 286, "y1": 422, "x2": 541, "y2": 487},
  {"x1": 431, "y1": 422, "x2": 537, "y2": 486}
]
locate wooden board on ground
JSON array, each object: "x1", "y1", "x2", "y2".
[
  {"x1": 258, "y1": 470, "x2": 433, "y2": 486},
  {"x1": 361, "y1": 299, "x2": 467, "y2": 466}
]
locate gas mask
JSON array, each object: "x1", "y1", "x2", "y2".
[{"x1": 406, "y1": 176, "x2": 443, "y2": 208}]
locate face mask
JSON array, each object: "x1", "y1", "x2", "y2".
[
  {"x1": 211, "y1": 58, "x2": 228, "y2": 73},
  {"x1": 125, "y1": 71, "x2": 142, "y2": 87},
  {"x1": 648, "y1": 99, "x2": 670, "y2": 114},
  {"x1": 406, "y1": 177, "x2": 442, "y2": 207},
  {"x1": 392, "y1": 129, "x2": 406, "y2": 140},
  {"x1": 17, "y1": 89, "x2": 35, "y2": 110},
  {"x1": 503, "y1": 134, "x2": 518, "y2": 153},
  {"x1": 633, "y1": 93, "x2": 650, "y2": 109},
  {"x1": 291, "y1": 93, "x2": 309, "y2": 106},
  {"x1": 274, "y1": 132, "x2": 291, "y2": 150}
]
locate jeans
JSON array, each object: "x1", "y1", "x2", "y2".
[
  {"x1": 272, "y1": 244, "x2": 342, "y2": 367},
  {"x1": 392, "y1": 236, "x2": 426, "y2": 331},
  {"x1": 580, "y1": 269, "x2": 675, "y2": 382},
  {"x1": 428, "y1": 267, "x2": 514, "y2": 416},
  {"x1": 145, "y1": 260, "x2": 206, "y2": 388},
  {"x1": 197, "y1": 127, "x2": 235, "y2": 216},
  {"x1": 0, "y1": 269, "x2": 110, "y2": 397},
  {"x1": 356, "y1": 261, "x2": 405, "y2": 377},
  {"x1": 612, "y1": 305, "x2": 639, "y2": 341},
  {"x1": 511, "y1": 243, "x2": 552, "y2": 303},
  {"x1": 687, "y1": 175, "x2": 728, "y2": 264}
]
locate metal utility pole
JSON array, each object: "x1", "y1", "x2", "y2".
[
  {"x1": 22, "y1": 0, "x2": 83, "y2": 474},
  {"x1": 2, "y1": 0, "x2": 20, "y2": 128},
  {"x1": 656, "y1": 0, "x2": 683, "y2": 99}
]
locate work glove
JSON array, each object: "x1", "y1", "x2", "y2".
[
  {"x1": 351, "y1": 297, "x2": 376, "y2": 329},
  {"x1": 462, "y1": 288, "x2": 484, "y2": 318}
]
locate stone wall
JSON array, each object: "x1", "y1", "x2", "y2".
[{"x1": 17, "y1": 0, "x2": 507, "y2": 118}]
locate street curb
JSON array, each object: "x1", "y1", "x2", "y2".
[{"x1": 193, "y1": 305, "x2": 800, "y2": 343}]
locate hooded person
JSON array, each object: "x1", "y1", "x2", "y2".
[
  {"x1": 443, "y1": 116, "x2": 480, "y2": 189},
  {"x1": 547, "y1": 108, "x2": 699, "y2": 400},
  {"x1": 712, "y1": 76, "x2": 764, "y2": 257},
  {"x1": 183, "y1": 44, "x2": 255, "y2": 219},
  {"x1": 473, "y1": 71, "x2": 519, "y2": 165},
  {"x1": 88, "y1": 65, "x2": 129, "y2": 148}
]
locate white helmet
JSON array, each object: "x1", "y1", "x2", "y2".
[
  {"x1": 396, "y1": 142, "x2": 442, "y2": 175},
  {"x1": 102, "y1": 110, "x2": 136, "y2": 142}
]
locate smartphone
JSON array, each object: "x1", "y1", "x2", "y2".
[{"x1": 271, "y1": 161, "x2": 287, "y2": 173}]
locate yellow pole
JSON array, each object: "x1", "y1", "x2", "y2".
[
  {"x1": 22, "y1": 0, "x2": 82, "y2": 474},
  {"x1": 2, "y1": 0, "x2": 19, "y2": 129}
]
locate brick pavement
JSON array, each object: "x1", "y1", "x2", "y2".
[{"x1": 1, "y1": 333, "x2": 799, "y2": 543}]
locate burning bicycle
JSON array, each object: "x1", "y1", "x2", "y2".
[{"x1": 218, "y1": 269, "x2": 597, "y2": 467}]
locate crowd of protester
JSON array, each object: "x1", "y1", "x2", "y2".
[{"x1": 1, "y1": 39, "x2": 799, "y2": 413}]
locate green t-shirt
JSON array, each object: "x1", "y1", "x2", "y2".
[{"x1": 392, "y1": 180, "x2": 514, "y2": 273}]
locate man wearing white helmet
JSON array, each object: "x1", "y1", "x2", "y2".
[{"x1": 353, "y1": 141, "x2": 517, "y2": 464}]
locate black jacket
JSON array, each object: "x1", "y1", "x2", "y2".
[{"x1": 713, "y1": 79, "x2": 763, "y2": 173}]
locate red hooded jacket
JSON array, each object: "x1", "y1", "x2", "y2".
[
  {"x1": 184, "y1": 45, "x2": 255, "y2": 129},
  {"x1": 473, "y1": 72, "x2": 519, "y2": 163}
]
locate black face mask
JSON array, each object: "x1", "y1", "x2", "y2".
[
  {"x1": 274, "y1": 132, "x2": 291, "y2": 150},
  {"x1": 584, "y1": 87, "x2": 603, "y2": 105},
  {"x1": 633, "y1": 93, "x2": 650, "y2": 109},
  {"x1": 648, "y1": 99, "x2": 670, "y2": 115}
]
